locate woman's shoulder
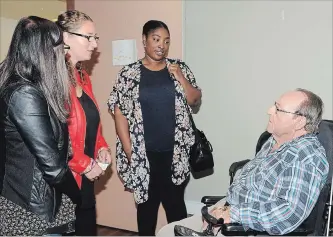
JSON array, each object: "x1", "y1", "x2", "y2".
[
  {"x1": 3, "y1": 76, "x2": 42, "y2": 100},
  {"x1": 2, "y1": 79, "x2": 45, "y2": 116},
  {"x1": 116, "y1": 60, "x2": 142, "y2": 83},
  {"x1": 119, "y1": 60, "x2": 141, "y2": 74}
]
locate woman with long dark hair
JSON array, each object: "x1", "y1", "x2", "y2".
[{"x1": 0, "y1": 16, "x2": 80, "y2": 236}]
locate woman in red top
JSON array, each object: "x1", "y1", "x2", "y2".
[{"x1": 56, "y1": 10, "x2": 111, "y2": 236}]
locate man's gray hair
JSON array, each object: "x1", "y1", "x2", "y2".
[{"x1": 295, "y1": 88, "x2": 323, "y2": 133}]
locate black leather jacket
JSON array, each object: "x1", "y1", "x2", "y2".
[{"x1": 0, "y1": 79, "x2": 80, "y2": 222}]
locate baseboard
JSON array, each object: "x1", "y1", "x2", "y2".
[{"x1": 185, "y1": 200, "x2": 205, "y2": 215}]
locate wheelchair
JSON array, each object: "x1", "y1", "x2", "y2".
[{"x1": 175, "y1": 120, "x2": 333, "y2": 236}]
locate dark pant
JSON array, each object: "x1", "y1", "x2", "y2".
[
  {"x1": 75, "y1": 206, "x2": 97, "y2": 236},
  {"x1": 137, "y1": 151, "x2": 188, "y2": 236},
  {"x1": 74, "y1": 176, "x2": 97, "y2": 236}
]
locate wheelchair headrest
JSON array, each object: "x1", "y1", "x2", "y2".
[{"x1": 316, "y1": 120, "x2": 333, "y2": 180}]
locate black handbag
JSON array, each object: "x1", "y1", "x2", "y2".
[{"x1": 183, "y1": 99, "x2": 214, "y2": 172}]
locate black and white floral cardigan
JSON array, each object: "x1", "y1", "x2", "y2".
[{"x1": 107, "y1": 58, "x2": 200, "y2": 204}]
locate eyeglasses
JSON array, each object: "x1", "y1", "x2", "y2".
[
  {"x1": 274, "y1": 102, "x2": 305, "y2": 117},
  {"x1": 66, "y1": 32, "x2": 100, "y2": 42}
]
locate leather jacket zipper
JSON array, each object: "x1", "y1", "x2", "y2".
[{"x1": 52, "y1": 188, "x2": 56, "y2": 217}]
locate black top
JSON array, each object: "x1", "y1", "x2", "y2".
[
  {"x1": 139, "y1": 65, "x2": 176, "y2": 152},
  {"x1": 78, "y1": 91, "x2": 100, "y2": 208}
]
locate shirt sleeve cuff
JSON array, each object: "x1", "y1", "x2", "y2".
[{"x1": 230, "y1": 205, "x2": 241, "y2": 223}]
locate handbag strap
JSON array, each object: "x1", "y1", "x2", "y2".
[{"x1": 181, "y1": 92, "x2": 197, "y2": 131}]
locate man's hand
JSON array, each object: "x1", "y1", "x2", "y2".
[
  {"x1": 209, "y1": 206, "x2": 230, "y2": 220},
  {"x1": 219, "y1": 206, "x2": 231, "y2": 224},
  {"x1": 202, "y1": 206, "x2": 231, "y2": 232}
]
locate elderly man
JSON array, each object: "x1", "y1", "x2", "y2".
[{"x1": 157, "y1": 88, "x2": 329, "y2": 236}]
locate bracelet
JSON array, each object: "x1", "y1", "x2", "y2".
[
  {"x1": 82, "y1": 159, "x2": 96, "y2": 174},
  {"x1": 91, "y1": 159, "x2": 97, "y2": 169}
]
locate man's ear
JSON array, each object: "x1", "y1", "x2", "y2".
[{"x1": 295, "y1": 116, "x2": 307, "y2": 131}]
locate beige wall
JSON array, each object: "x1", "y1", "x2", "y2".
[
  {"x1": 0, "y1": 0, "x2": 66, "y2": 20},
  {"x1": 183, "y1": 0, "x2": 332, "y2": 202},
  {"x1": 0, "y1": 17, "x2": 17, "y2": 61},
  {"x1": 0, "y1": 0, "x2": 66, "y2": 61},
  {"x1": 74, "y1": 0, "x2": 183, "y2": 232}
]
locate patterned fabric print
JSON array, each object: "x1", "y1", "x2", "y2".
[
  {"x1": 0, "y1": 194, "x2": 76, "y2": 236},
  {"x1": 227, "y1": 134, "x2": 329, "y2": 235},
  {"x1": 107, "y1": 58, "x2": 200, "y2": 204},
  {"x1": 174, "y1": 225, "x2": 207, "y2": 236}
]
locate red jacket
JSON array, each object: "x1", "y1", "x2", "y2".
[{"x1": 68, "y1": 69, "x2": 108, "y2": 188}]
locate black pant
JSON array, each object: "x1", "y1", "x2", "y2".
[
  {"x1": 75, "y1": 206, "x2": 97, "y2": 236},
  {"x1": 74, "y1": 176, "x2": 97, "y2": 236},
  {"x1": 137, "y1": 151, "x2": 188, "y2": 236}
]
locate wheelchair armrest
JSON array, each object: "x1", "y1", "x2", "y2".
[
  {"x1": 229, "y1": 159, "x2": 250, "y2": 177},
  {"x1": 221, "y1": 223, "x2": 258, "y2": 236},
  {"x1": 221, "y1": 222, "x2": 312, "y2": 236},
  {"x1": 201, "y1": 206, "x2": 224, "y2": 226},
  {"x1": 284, "y1": 223, "x2": 313, "y2": 236},
  {"x1": 201, "y1": 196, "x2": 226, "y2": 206}
]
